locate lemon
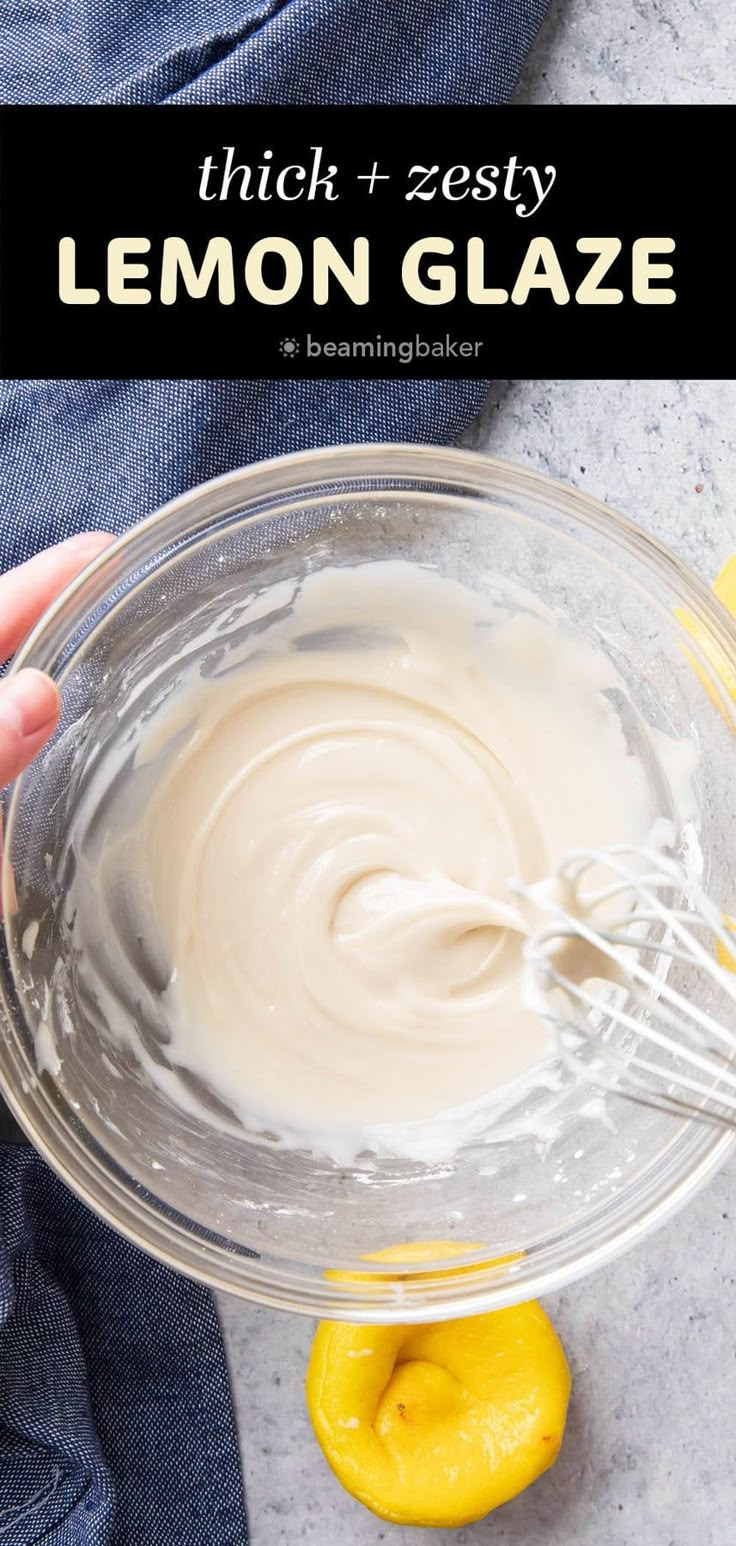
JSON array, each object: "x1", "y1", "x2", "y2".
[
  {"x1": 676, "y1": 552, "x2": 736, "y2": 720},
  {"x1": 328, "y1": 1239, "x2": 518, "y2": 1286},
  {"x1": 714, "y1": 552, "x2": 736, "y2": 616},
  {"x1": 717, "y1": 917, "x2": 736, "y2": 973},
  {"x1": 306, "y1": 1243, "x2": 570, "y2": 1527}
]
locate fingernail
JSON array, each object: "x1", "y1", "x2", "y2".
[
  {"x1": 0, "y1": 670, "x2": 60, "y2": 738},
  {"x1": 61, "y1": 531, "x2": 112, "y2": 555}
]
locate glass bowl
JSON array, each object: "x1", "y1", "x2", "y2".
[{"x1": 1, "y1": 445, "x2": 734, "y2": 1322}]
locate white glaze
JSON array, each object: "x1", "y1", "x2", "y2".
[{"x1": 65, "y1": 561, "x2": 695, "y2": 1161}]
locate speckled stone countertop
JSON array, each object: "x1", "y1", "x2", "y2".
[
  {"x1": 516, "y1": 0, "x2": 734, "y2": 103},
  {"x1": 219, "y1": 2, "x2": 736, "y2": 1536}
]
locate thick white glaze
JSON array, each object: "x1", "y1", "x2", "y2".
[{"x1": 71, "y1": 560, "x2": 695, "y2": 1161}]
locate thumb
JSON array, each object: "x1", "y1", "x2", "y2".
[{"x1": 0, "y1": 669, "x2": 61, "y2": 788}]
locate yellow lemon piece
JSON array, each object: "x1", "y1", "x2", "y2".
[
  {"x1": 717, "y1": 916, "x2": 736, "y2": 973},
  {"x1": 329, "y1": 1238, "x2": 519, "y2": 1287},
  {"x1": 365, "y1": 1239, "x2": 485, "y2": 1266},
  {"x1": 676, "y1": 552, "x2": 736, "y2": 721},
  {"x1": 714, "y1": 552, "x2": 736, "y2": 616},
  {"x1": 306, "y1": 1243, "x2": 570, "y2": 1528}
]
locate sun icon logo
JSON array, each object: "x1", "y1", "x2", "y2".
[{"x1": 280, "y1": 338, "x2": 299, "y2": 357}]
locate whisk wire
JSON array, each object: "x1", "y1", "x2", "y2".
[
  {"x1": 540, "y1": 964, "x2": 736, "y2": 1090},
  {"x1": 516, "y1": 844, "x2": 736, "y2": 1132}
]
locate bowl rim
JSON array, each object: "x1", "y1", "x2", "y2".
[{"x1": 1, "y1": 442, "x2": 734, "y2": 1321}]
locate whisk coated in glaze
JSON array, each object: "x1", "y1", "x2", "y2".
[{"x1": 514, "y1": 846, "x2": 736, "y2": 1130}]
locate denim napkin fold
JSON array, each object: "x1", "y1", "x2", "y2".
[
  {"x1": 0, "y1": 1, "x2": 551, "y2": 1542},
  {"x1": 0, "y1": 1150, "x2": 246, "y2": 1546},
  {"x1": 0, "y1": 0, "x2": 548, "y2": 105}
]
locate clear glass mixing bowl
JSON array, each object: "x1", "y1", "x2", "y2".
[{"x1": 1, "y1": 446, "x2": 734, "y2": 1321}]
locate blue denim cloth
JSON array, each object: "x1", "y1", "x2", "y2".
[
  {"x1": 0, "y1": 2, "x2": 550, "y2": 1543},
  {"x1": 0, "y1": 1149, "x2": 245, "y2": 1546},
  {"x1": 0, "y1": 0, "x2": 546, "y2": 105},
  {"x1": 0, "y1": 381, "x2": 492, "y2": 567}
]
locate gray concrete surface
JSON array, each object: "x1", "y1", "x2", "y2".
[
  {"x1": 516, "y1": 0, "x2": 735, "y2": 104},
  {"x1": 220, "y1": 380, "x2": 736, "y2": 1546}
]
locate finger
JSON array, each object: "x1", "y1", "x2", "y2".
[
  {"x1": 0, "y1": 668, "x2": 57, "y2": 917},
  {"x1": 0, "y1": 669, "x2": 61, "y2": 788},
  {"x1": 0, "y1": 531, "x2": 114, "y2": 664}
]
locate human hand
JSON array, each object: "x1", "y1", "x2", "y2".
[{"x1": 0, "y1": 532, "x2": 113, "y2": 906}]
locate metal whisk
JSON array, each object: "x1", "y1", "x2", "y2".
[{"x1": 512, "y1": 846, "x2": 736, "y2": 1130}]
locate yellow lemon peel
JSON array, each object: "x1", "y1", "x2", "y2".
[
  {"x1": 675, "y1": 553, "x2": 736, "y2": 723},
  {"x1": 716, "y1": 916, "x2": 736, "y2": 974},
  {"x1": 714, "y1": 553, "x2": 736, "y2": 615},
  {"x1": 327, "y1": 1239, "x2": 520, "y2": 1287},
  {"x1": 307, "y1": 1241, "x2": 570, "y2": 1527}
]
